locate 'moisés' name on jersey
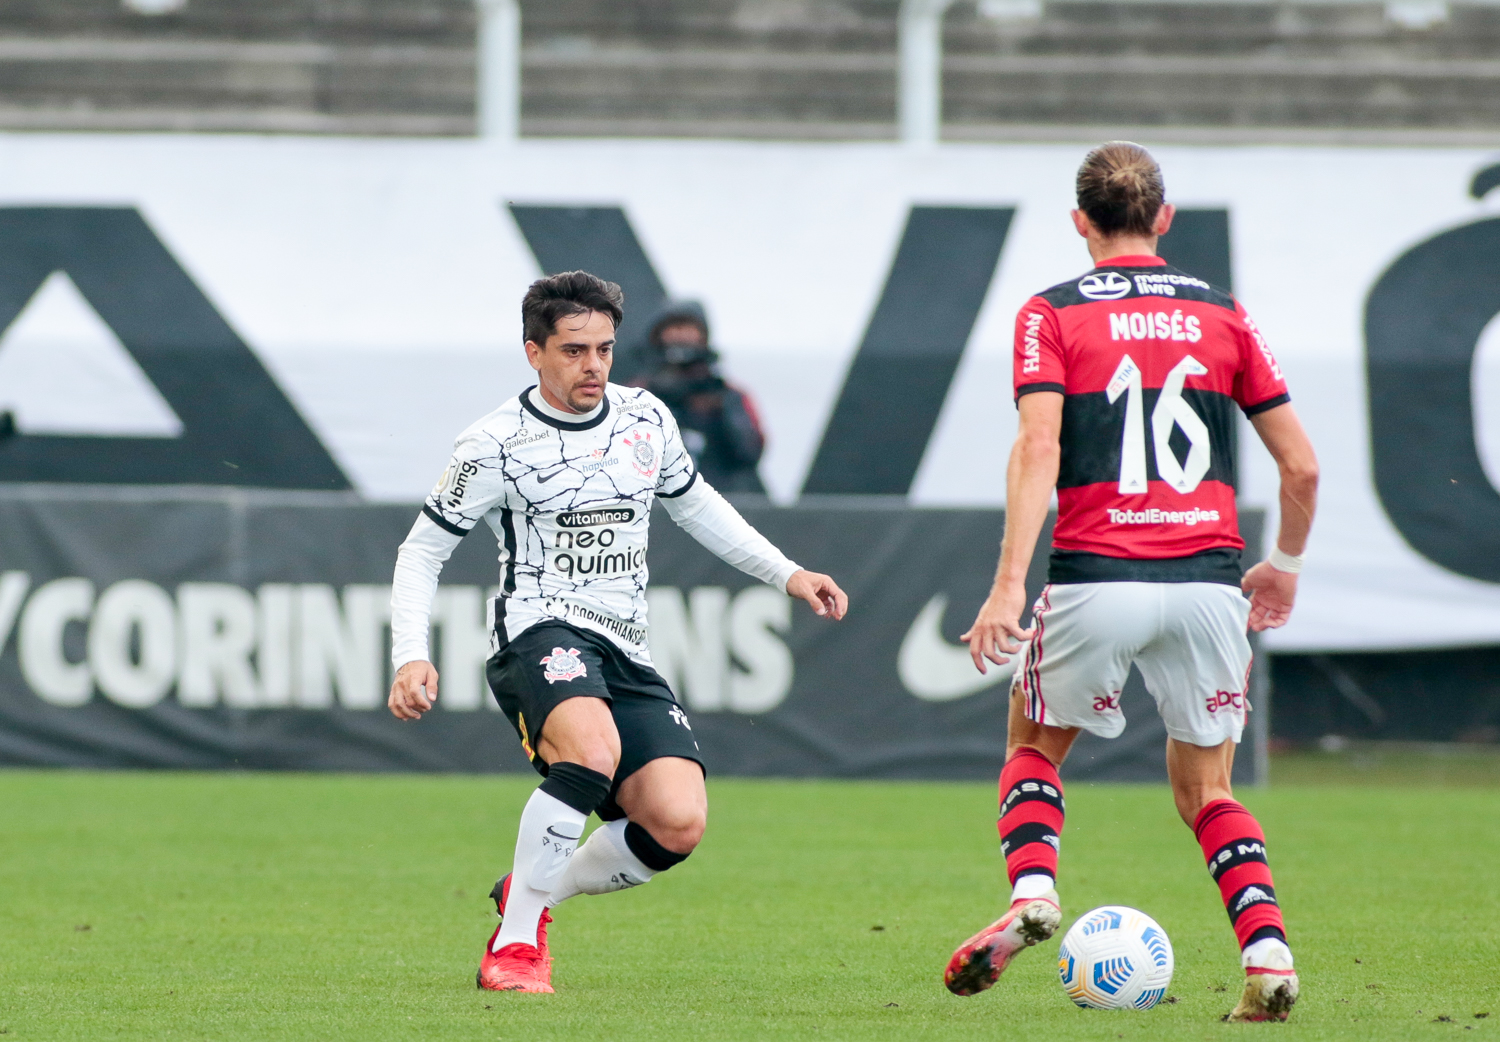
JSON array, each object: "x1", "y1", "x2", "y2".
[{"x1": 422, "y1": 384, "x2": 696, "y2": 663}]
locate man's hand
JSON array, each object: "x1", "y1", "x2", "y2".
[
  {"x1": 389, "y1": 660, "x2": 439, "y2": 720},
  {"x1": 1242, "y1": 562, "x2": 1297, "y2": 632},
  {"x1": 961, "y1": 579, "x2": 1035, "y2": 674},
  {"x1": 785, "y1": 570, "x2": 848, "y2": 620}
]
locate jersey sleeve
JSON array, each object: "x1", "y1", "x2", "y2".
[
  {"x1": 660, "y1": 476, "x2": 800, "y2": 591},
  {"x1": 421, "y1": 431, "x2": 508, "y2": 536},
  {"x1": 1013, "y1": 297, "x2": 1066, "y2": 403},
  {"x1": 1231, "y1": 301, "x2": 1292, "y2": 415},
  {"x1": 654, "y1": 398, "x2": 699, "y2": 499}
]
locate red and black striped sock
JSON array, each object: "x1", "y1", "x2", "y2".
[
  {"x1": 1193, "y1": 798, "x2": 1287, "y2": 950},
  {"x1": 997, "y1": 747, "x2": 1064, "y2": 893}
]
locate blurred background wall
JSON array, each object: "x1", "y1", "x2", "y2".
[{"x1": 0, "y1": 0, "x2": 1497, "y2": 766}]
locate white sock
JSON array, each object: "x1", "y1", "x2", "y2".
[
  {"x1": 1011, "y1": 873, "x2": 1056, "y2": 903},
  {"x1": 1241, "y1": 937, "x2": 1294, "y2": 971},
  {"x1": 546, "y1": 819, "x2": 657, "y2": 907},
  {"x1": 491, "y1": 788, "x2": 585, "y2": 953}
]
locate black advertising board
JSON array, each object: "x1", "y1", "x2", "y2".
[{"x1": 0, "y1": 487, "x2": 1263, "y2": 783}]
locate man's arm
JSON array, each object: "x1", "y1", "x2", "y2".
[
  {"x1": 1241, "y1": 402, "x2": 1318, "y2": 632},
  {"x1": 963, "y1": 391, "x2": 1063, "y2": 673},
  {"x1": 390, "y1": 437, "x2": 508, "y2": 720},
  {"x1": 659, "y1": 480, "x2": 847, "y2": 620},
  {"x1": 387, "y1": 513, "x2": 464, "y2": 720}
]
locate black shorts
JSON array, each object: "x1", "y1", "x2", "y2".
[{"x1": 486, "y1": 620, "x2": 704, "y2": 820}]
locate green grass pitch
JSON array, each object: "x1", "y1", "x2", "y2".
[{"x1": 1, "y1": 767, "x2": 1496, "y2": 1040}]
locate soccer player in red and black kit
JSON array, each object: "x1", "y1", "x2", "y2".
[{"x1": 942, "y1": 142, "x2": 1318, "y2": 1022}]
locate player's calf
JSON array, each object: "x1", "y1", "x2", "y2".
[
  {"x1": 547, "y1": 818, "x2": 691, "y2": 907},
  {"x1": 1193, "y1": 799, "x2": 1298, "y2": 1021},
  {"x1": 545, "y1": 754, "x2": 703, "y2": 908},
  {"x1": 998, "y1": 746, "x2": 1065, "y2": 903}
]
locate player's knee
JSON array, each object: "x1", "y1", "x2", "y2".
[
  {"x1": 625, "y1": 818, "x2": 700, "y2": 873},
  {"x1": 571, "y1": 739, "x2": 619, "y2": 779},
  {"x1": 662, "y1": 808, "x2": 707, "y2": 854},
  {"x1": 542, "y1": 722, "x2": 621, "y2": 776},
  {"x1": 543, "y1": 735, "x2": 619, "y2": 778},
  {"x1": 637, "y1": 802, "x2": 705, "y2": 855}
]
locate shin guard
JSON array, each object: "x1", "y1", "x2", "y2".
[
  {"x1": 1194, "y1": 798, "x2": 1287, "y2": 949},
  {"x1": 997, "y1": 748, "x2": 1064, "y2": 886}
]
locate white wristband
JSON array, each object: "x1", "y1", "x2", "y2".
[{"x1": 1266, "y1": 547, "x2": 1305, "y2": 574}]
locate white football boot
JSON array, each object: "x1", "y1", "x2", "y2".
[{"x1": 1227, "y1": 938, "x2": 1299, "y2": 1022}]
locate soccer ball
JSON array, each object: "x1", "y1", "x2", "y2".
[{"x1": 1057, "y1": 906, "x2": 1174, "y2": 1010}]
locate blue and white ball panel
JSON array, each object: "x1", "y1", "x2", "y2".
[{"x1": 1057, "y1": 905, "x2": 1174, "y2": 1010}]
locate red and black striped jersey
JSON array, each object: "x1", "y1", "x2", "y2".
[{"x1": 1013, "y1": 255, "x2": 1289, "y2": 584}]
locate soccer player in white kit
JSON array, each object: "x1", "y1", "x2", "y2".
[
  {"x1": 387, "y1": 271, "x2": 847, "y2": 993},
  {"x1": 942, "y1": 143, "x2": 1319, "y2": 1022}
]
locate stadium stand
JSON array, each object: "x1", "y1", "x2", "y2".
[
  {"x1": 0, "y1": 0, "x2": 476, "y2": 134},
  {"x1": 0, "y1": 0, "x2": 1495, "y2": 138}
]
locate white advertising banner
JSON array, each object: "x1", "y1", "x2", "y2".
[{"x1": 0, "y1": 134, "x2": 1496, "y2": 654}]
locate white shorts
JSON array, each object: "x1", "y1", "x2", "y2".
[{"x1": 1016, "y1": 581, "x2": 1252, "y2": 747}]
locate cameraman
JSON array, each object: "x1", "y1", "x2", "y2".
[{"x1": 634, "y1": 301, "x2": 766, "y2": 495}]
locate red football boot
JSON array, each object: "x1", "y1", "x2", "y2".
[
  {"x1": 944, "y1": 891, "x2": 1062, "y2": 996},
  {"x1": 476, "y1": 873, "x2": 554, "y2": 993},
  {"x1": 477, "y1": 942, "x2": 552, "y2": 993}
]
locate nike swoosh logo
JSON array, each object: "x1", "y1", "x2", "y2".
[
  {"x1": 536, "y1": 467, "x2": 568, "y2": 484},
  {"x1": 897, "y1": 593, "x2": 1023, "y2": 702}
]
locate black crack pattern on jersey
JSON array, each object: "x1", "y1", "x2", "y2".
[{"x1": 423, "y1": 386, "x2": 695, "y2": 662}]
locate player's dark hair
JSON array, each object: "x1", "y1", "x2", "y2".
[
  {"x1": 521, "y1": 270, "x2": 625, "y2": 346},
  {"x1": 1076, "y1": 142, "x2": 1165, "y2": 238}
]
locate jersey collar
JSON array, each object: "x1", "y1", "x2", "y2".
[
  {"x1": 521, "y1": 386, "x2": 611, "y2": 431},
  {"x1": 1096, "y1": 254, "x2": 1166, "y2": 268}
]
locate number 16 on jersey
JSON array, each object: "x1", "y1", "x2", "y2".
[{"x1": 1106, "y1": 353, "x2": 1212, "y2": 496}]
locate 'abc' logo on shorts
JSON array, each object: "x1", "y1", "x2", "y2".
[{"x1": 1204, "y1": 690, "x2": 1246, "y2": 714}]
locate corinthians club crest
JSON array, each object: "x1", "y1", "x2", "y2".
[
  {"x1": 622, "y1": 429, "x2": 658, "y2": 478},
  {"x1": 540, "y1": 647, "x2": 587, "y2": 684}
]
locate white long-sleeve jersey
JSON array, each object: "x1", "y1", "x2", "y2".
[{"x1": 390, "y1": 383, "x2": 800, "y2": 670}]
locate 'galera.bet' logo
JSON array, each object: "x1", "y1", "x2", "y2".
[{"x1": 1077, "y1": 271, "x2": 1132, "y2": 300}]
